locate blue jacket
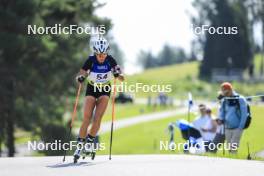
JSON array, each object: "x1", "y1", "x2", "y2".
[{"x1": 219, "y1": 92, "x2": 248, "y2": 129}]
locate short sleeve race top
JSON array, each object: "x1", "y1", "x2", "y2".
[{"x1": 82, "y1": 55, "x2": 117, "y2": 84}]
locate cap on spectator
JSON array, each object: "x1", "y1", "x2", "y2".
[
  {"x1": 198, "y1": 104, "x2": 206, "y2": 110},
  {"x1": 221, "y1": 82, "x2": 233, "y2": 90}
]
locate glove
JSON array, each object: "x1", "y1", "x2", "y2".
[
  {"x1": 76, "y1": 75, "x2": 85, "y2": 83},
  {"x1": 112, "y1": 65, "x2": 122, "y2": 78}
]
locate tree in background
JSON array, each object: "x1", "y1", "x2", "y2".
[
  {"x1": 247, "y1": 0, "x2": 264, "y2": 77},
  {"x1": 138, "y1": 45, "x2": 188, "y2": 69},
  {"x1": 192, "y1": 0, "x2": 253, "y2": 78},
  {"x1": 137, "y1": 50, "x2": 157, "y2": 69},
  {"x1": 0, "y1": 0, "x2": 112, "y2": 156},
  {"x1": 158, "y1": 45, "x2": 187, "y2": 66},
  {"x1": 109, "y1": 41, "x2": 125, "y2": 67}
]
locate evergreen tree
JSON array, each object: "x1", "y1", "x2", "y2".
[{"x1": 0, "y1": 0, "x2": 111, "y2": 156}]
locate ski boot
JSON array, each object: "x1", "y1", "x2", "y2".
[{"x1": 73, "y1": 137, "x2": 85, "y2": 163}]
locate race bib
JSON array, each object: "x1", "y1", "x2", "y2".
[{"x1": 88, "y1": 71, "x2": 112, "y2": 83}]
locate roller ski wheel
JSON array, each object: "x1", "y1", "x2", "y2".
[
  {"x1": 91, "y1": 151, "x2": 96, "y2": 160},
  {"x1": 82, "y1": 151, "x2": 96, "y2": 160},
  {"x1": 73, "y1": 154, "x2": 80, "y2": 164}
]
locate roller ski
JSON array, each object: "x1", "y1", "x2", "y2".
[
  {"x1": 73, "y1": 138, "x2": 85, "y2": 163},
  {"x1": 82, "y1": 135, "x2": 97, "y2": 160},
  {"x1": 82, "y1": 142, "x2": 96, "y2": 160},
  {"x1": 73, "y1": 149, "x2": 81, "y2": 164},
  {"x1": 81, "y1": 130, "x2": 100, "y2": 161},
  {"x1": 73, "y1": 136, "x2": 96, "y2": 163},
  {"x1": 73, "y1": 145, "x2": 96, "y2": 163}
]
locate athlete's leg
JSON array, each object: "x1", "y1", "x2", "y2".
[
  {"x1": 89, "y1": 95, "x2": 109, "y2": 136},
  {"x1": 79, "y1": 96, "x2": 96, "y2": 139},
  {"x1": 74, "y1": 96, "x2": 96, "y2": 158}
]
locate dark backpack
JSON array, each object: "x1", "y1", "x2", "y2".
[{"x1": 235, "y1": 96, "x2": 252, "y2": 129}]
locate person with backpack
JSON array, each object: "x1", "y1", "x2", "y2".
[{"x1": 218, "y1": 82, "x2": 250, "y2": 153}]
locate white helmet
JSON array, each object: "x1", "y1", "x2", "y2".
[{"x1": 93, "y1": 37, "x2": 109, "y2": 54}]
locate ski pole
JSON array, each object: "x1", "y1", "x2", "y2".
[
  {"x1": 224, "y1": 95, "x2": 264, "y2": 100},
  {"x1": 187, "y1": 93, "x2": 193, "y2": 144},
  {"x1": 62, "y1": 83, "x2": 82, "y2": 162},
  {"x1": 247, "y1": 142, "x2": 252, "y2": 160},
  {"x1": 109, "y1": 78, "x2": 117, "y2": 160}
]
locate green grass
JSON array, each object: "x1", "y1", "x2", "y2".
[
  {"x1": 99, "y1": 115, "x2": 182, "y2": 155},
  {"x1": 124, "y1": 57, "x2": 264, "y2": 99},
  {"x1": 238, "y1": 105, "x2": 264, "y2": 159},
  {"x1": 125, "y1": 61, "x2": 202, "y2": 98},
  {"x1": 102, "y1": 103, "x2": 174, "y2": 122},
  {"x1": 98, "y1": 105, "x2": 264, "y2": 160},
  {"x1": 72, "y1": 103, "x2": 175, "y2": 128},
  {"x1": 127, "y1": 61, "x2": 198, "y2": 84}
]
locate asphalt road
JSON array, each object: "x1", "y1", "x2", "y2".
[{"x1": 0, "y1": 155, "x2": 263, "y2": 176}]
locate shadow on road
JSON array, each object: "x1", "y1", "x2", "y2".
[
  {"x1": 46, "y1": 161, "x2": 91, "y2": 168},
  {"x1": 46, "y1": 161, "x2": 107, "y2": 168}
]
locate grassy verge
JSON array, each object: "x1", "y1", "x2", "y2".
[
  {"x1": 98, "y1": 105, "x2": 264, "y2": 160},
  {"x1": 73, "y1": 103, "x2": 175, "y2": 127}
]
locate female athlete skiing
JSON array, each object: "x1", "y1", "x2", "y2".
[{"x1": 73, "y1": 36, "x2": 124, "y2": 161}]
